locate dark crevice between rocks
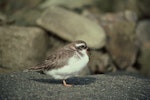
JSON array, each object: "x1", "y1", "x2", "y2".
[
  {"x1": 93, "y1": 65, "x2": 105, "y2": 74},
  {"x1": 105, "y1": 50, "x2": 121, "y2": 71},
  {"x1": 0, "y1": 65, "x2": 12, "y2": 70},
  {"x1": 35, "y1": 25, "x2": 69, "y2": 44},
  {"x1": 132, "y1": 49, "x2": 142, "y2": 70},
  {"x1": 47, "y1": 32, "x2": 68, "y2": 44}
]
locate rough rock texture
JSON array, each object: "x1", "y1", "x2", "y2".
[
  {"x1": 0, "y1": 26, "x2": 48, "y2": 73},
  {"x1": 0, "y1": 72, "x2": 150, "y2": 99},
  {"x1": 100, "y1": 13, "x2": 138, "y2": 70},
  {"x1": 37, "y1": 6, "x2": 106, "y2": 49}
]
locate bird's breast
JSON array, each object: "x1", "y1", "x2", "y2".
[
  {"x1": 66, "y1": 53, "x2": 89, "y2": 73},
  {"x1": 44, "y1": 52, "x2": 89, "y2": 79}
]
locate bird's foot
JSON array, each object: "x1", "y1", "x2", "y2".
[{"x1": 63, "y1": 80, "x2": 73, "y2": 87}]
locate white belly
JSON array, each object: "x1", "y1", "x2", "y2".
[{"x1": 44, "y1": 51, "x2": 89, "y2": 79}]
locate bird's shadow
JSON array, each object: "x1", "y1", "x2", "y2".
[{"x1": 31, "y1": 76, "x2": 96, "y2": 85}]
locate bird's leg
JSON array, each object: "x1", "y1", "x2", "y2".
[{"x1": 63, "y1": 80, "x2": 72, "y2": 87}]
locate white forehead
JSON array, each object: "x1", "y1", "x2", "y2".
[{"x1": 75, "y1": 43, "x2": 85, "y2": 47}]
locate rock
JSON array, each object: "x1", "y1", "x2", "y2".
[
  {"x1": 0, "y1": 0, "x2": 42, "y2": 14},
  {"x1": 37, "y1": 6, "x2": 106, "y2": 49},
  {"x1": 0, "y1": 0, "x2": 42, "y2": 26},
  {"x1": 0, "y1": 12, "x2": 14, "y2": 25},
  {"x1": 88, "y1": 50, "x2": 116, "y2": 74},
  {"x1": 137, "y1": 0, "x2": 150, "y2": 18},
  {"x1": 46, "y1": 35, "x2": 67, "y2": 56},
  {"x1": 39, "y1": 0, "x2": 94, "y2": 9},
  {"x1": 99, "y1": 13, "x2": 138, "y2": 70},
  {"x1": 11, "y1": 9, "x2": 42, "y2": 26},
  {"x1": 0, "y1": 12, "x2": 9, "y2": 25},
  {"x1": 136, "y1": 20, "x2": 150, "y2": 43},
  {"x1": 138, "y1": 42, "x2": 150, "y2": 75},
  {"x1": 0, "y1": 26, "x2": 48, "y2": 73},
  {"x1": 136, "y1": 20, "x2": 150, "y2": 75},
  {"x1": 93, "y1": 0, "x2": 150, "y2": 18},
  {"x1": 112, "y1": 0, "x2": 150, "y2": 18},
  {"x1": 0, "y1": 72, "x2": 149, "y2": 99},
  {"x1": 113, "y1": 0, "x2": 138, "y2": 13},
  {"x1": 99, "y1": 11, "x2": 138, "y2": 25}
]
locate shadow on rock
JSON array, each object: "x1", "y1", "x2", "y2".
[{"x1": 31, "y1": 76, "x2": 96, "y2": 85}]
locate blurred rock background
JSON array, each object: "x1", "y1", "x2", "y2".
[{"x1": 0, "y1": 0, "x2": 150, "y2": 76}]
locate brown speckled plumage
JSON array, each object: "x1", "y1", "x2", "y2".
[{"x1": 28, "y1": 40, "x2": 87, "y2": 71}]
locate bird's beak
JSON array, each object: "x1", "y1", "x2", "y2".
[{"x1": 87, "y1": 47, "x2": 89, "y2": 51}]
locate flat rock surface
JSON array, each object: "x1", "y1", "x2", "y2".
[{"x1": 0, "y1": 72, "x2": 150, "y2": 100}]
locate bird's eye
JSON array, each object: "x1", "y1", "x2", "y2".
[
  {"x1": 77, "y1": 45, "x2": 86, "y2": 50},
  {"x1": 81, "y1": 45, "x2": 85, "y2": 49}
]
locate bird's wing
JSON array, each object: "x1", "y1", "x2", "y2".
[{"x1": 28, "y1": 49, "x2": 74, "y2": 71}]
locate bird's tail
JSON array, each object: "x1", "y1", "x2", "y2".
[{"x1": 23, "y1": 63, "x2": 46, "y2": 72}]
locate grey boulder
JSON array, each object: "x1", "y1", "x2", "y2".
[
  {"x1": 0, "y1": 26, "x2": 48, "y2": 73},
  {"x1": 37, "y1": 6, "x2": 106, "y2": 49}
]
